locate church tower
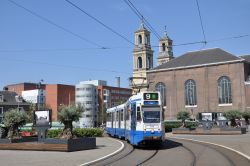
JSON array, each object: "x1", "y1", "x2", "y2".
[
  {"x1": 157, "y1": 30, "x2": 174, "y2": 65},
  {"x1": 130, "y1": 22, "x2": 154, "y2": 94}
]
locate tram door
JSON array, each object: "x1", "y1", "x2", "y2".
[{"x1": 131, "y1": 103, "x2": 136, "y2": 143}]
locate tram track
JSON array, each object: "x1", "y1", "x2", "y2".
[
  {"x1": 181, "y1": 145, "x2": 197, "y2": 166},
  {"x1": 136, "y1": 149, "x2": 158, "y2": 166},
  {"x1": 169, "y1": 138, "x2": 249, "y2": 166},
  {"x1": 92, "y1": 137, "x2": 249, "y2": 166},
  {"x1": 92, "y1": 140, "x2": 160, "y2": 166}
]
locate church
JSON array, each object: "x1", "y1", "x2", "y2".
[{"x1": 130, "y1": 22, "x2": 250, "y2": 120}]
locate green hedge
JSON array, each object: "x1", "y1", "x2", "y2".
[
  {"x1": 164, "y1": 121, "x2": 182, "y2": 132},
  {"x1": 73, "y1": 128, "x2": 103, "y2": 137},
  {"x1": 185, "y1": 121, "x2": 199, "y2": 129},
  {"x1": 47, "y1": 128, "x2": 103, "y2": 138},
  {"x1": 47, "y1": 129, "x2": 63, "y2": 138},
  {"x1": 164, "y1": 120, "x2": 198, "y2": 132}
]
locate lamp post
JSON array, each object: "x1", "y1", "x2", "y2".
[{"x1": 37, "y1": 79, "x2": 43, "y2": 110}]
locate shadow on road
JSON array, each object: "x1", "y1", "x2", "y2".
[{"x1": 136, "y1": 140, "x2": 183, "y2": 150}]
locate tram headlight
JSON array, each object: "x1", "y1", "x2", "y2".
[{"x1": 150, "y1": 128, "x2": 154, "y2": 133}]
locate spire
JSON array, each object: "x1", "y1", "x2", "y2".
[
  {"x1": 139, "y1": 16, "x2": 146, "y2": 30},
  {"x1": 162, "y1": 26, "x2": 169, "y2": 39},
  {"x1": 157, "y1": 26, "x2": 174, "y2": 66}
]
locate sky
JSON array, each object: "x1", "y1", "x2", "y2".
[{"x1": 1, "y1": 0, "x2": 250, "y2": 89}]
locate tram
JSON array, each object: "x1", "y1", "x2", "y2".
[{"x1": 106, "y1": 91, "x2": 165, "y2": 146}]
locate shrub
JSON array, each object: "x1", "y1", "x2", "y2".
[
  {"x1": 47, "y1": 129, "x2": 63, "y2": 138},
  {"x1": 3, "y1": 109, "x2": 29, "y2": 139},
  {"x1": 242, "y1": 111, "x2": 250, "y2": 124},
  {"x1": 164, "y1": 120, "x2": 198, "y2": 132},
  {"x1": 164, "y1": 121, "x2": 182, "y2": 132},
  {"x1": 73, "y1": 128, "x2": 103, "y2": 137},
  {"x1": 185, "y1": 121, "x2": 199, "y2": 129},
  {"x1": 223, "y1": 110, "x2": 242, "y2": 127},
  {"x1": 177, "y1": 111, "x2": 190, "y2": 127},
  {"x1": 58, "y1": 104, "x2": 84, "y2": 139},
  {"x1": 47, "y1": 128, "x2": 103, "y2": 138}
]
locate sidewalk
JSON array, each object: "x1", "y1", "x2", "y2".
[
  {"x1": 166, "y1": 130, "x2": 250, "y2": 158},
  {"x1": 0, "y1": 137, "x2": 123, "y2": 166}
]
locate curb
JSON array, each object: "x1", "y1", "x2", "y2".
[
  {"x1": 78, "y1": 137, "x2": 124, "y2": 166},
  {"x1": 170, "y1": 136, "x2": 250, "y2": 161}
]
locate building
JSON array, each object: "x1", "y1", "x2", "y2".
[
  {"x1": 76, "y1": 80, "x2": 132, "y2": 127},
  {"x1": 5, "y1": 82, "x2": 45, "y2": 96},
  {"x1": 5, "y1": 83, "x2": 75, "y2": 121},
  {"x1": 0, "y1": 90, "x2": 30, "y2": 123},
  {"x1": 147, "y1": 48, "x2": 250, "y2": 120},
  {"x1": 130, "y1": 22, "x2": 173, "y2": 94},
  {"x1": 157, "y1": 30, "x2": 174, "y2": 65},
  {"x1": 97, "y1": 85, "x2": 132, "y2": 124},
  {"x1": 75, "y1": 83, "x2": 98, "y2": 128},
  {"x1": 130, "y1": 22, "x2": 154, "y2": 94},
  {"x1": 22, "y1": 89, "x2": 46, "y2": 109},
  {"x1": 45, "y1": 84, "x2": 75, "y2": 121}
]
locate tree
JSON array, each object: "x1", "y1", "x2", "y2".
[
  {"x1": 223, "y1": 110, "x2": 242, "y2": 127},
  {"x1": 177, "y1": 111, "x2": 190, "y2": 127},
  {"x1": 58, "y1": 103, "x2": 84, "y2": 139},
  {"x1": 3, "y1": 109, "x2": 29, "y2": 139},
  {"x1": 242, "y1": 111, "x2": 250, "y2": 125}
]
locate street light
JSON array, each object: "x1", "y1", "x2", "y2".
[{"x1": 37, "y1": 79, "x2": 43, "y2": 110}]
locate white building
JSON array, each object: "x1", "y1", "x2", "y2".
[
  {"x1": 22, "y1": 89, "x2": 45, "y2": 108},
  {"x1": 79, "y1": 80, "x2": 107, "y2": 86},
  {"x1": 75, "y1": 83, "x2": 98, "y2": 128}
]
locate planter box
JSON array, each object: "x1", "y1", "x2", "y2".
[
  {"x1": 44, "y1": 137, "x2": 96, "y2": 151},
  {"x1": 0, "y1": 137, "x2": 96, "y2": 152},
  {"x1": 0, "y1": 137, "x2": 38, "y2": 143}
]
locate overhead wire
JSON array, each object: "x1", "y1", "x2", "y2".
[
  {"x1": 65, "y1": 0, "x2": 135, "y2": 46},
  {"x1": 1, "y1": 57, "x2": 130, "y2": 75},
  {"x1": 7, "y1": 0, "x2": 107, "y2": 49},
  {"x1": 123, "y1": 0, "x2": 161, "y2": 40},
  {"x1": 195, "y1": 0, "x2": 207, "y2": 45}
]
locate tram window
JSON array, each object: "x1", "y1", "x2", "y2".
[
  {"x1": 118, "y1": 111, "x2": 121, "y2": 128},
  {"x1": 106, "y1": 113, "x2": 108, "y2": 121},
  {"x1": 137, "y1": 107, "x2": 141, "y2": 121},
  {"x1": 121, "y1": 109, "x2": 124, "y2": 121},
  {"x1": 116, "y1": 112, "x2": 119, "y2": 121},
  {"x1": 126, "y1": 110, "x2": 130, "y2": 120}
]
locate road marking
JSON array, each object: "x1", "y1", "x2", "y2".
[
  {"x1": 170, "y1": 136, "x2": 250, "y2": 161},
  {"x1": 78, "y1": 138, "x2": 124, "y2": 166}
]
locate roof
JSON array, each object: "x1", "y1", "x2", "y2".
[
  {"x1": 152, "y1": 48, "x2": 243, "y2": 71},
  {"x1": 240, "y1": 55, "x2": 250, "y2": 63},
  {"x1": 0, "y1": 91, "x2": 30, "y2": 106}
]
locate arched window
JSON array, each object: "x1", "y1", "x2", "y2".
[
  {"x1": 218, "y1": 76, "x2": 232, "y2": 104},
  {"x1": 138, "y1": 35, "x2": 142, "y2": 44},
  {"x1": 162, "y1": 43, "x2": 166, "y2": 51},
  {"x1": 185, "y1": 79, "x2": 197, "y2": 106},
  {"x1": 137, "y1": 57, "x2": 142, "y2": 69},
  {"x1": 155, "y1": 82, "x2": 166, "y2": 106}
]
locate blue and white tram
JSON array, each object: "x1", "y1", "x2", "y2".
[{"x1": 106, "y1": 92, "x2": 165, "y2": 146}]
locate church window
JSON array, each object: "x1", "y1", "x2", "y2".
[
  {"x1": 137, "y1": 57, "x2": 142, "y2": 69},
  {"x1": 162, "y1": 43, "x2": 166, "y2": 51},
  {"x1": 138, "y1": 35, "x2": 142, "y2": 44},
  {"x1": 155, "y1": 82, "x2": 166, "y2": 106},
  {"x1": 185, "y1": 79, "x2": 197, "y2": 106},
  {"x1": 218, "y1": 76, "x2": 232, "y2": 104}
]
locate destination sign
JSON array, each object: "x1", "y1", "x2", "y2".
[{"x1": 143, "y1": 93, "x2": 159, "y2": 100}]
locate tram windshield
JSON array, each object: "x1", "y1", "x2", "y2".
[{"x1": 142, "y1": 107, "x2": 161, "y2": 123}]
